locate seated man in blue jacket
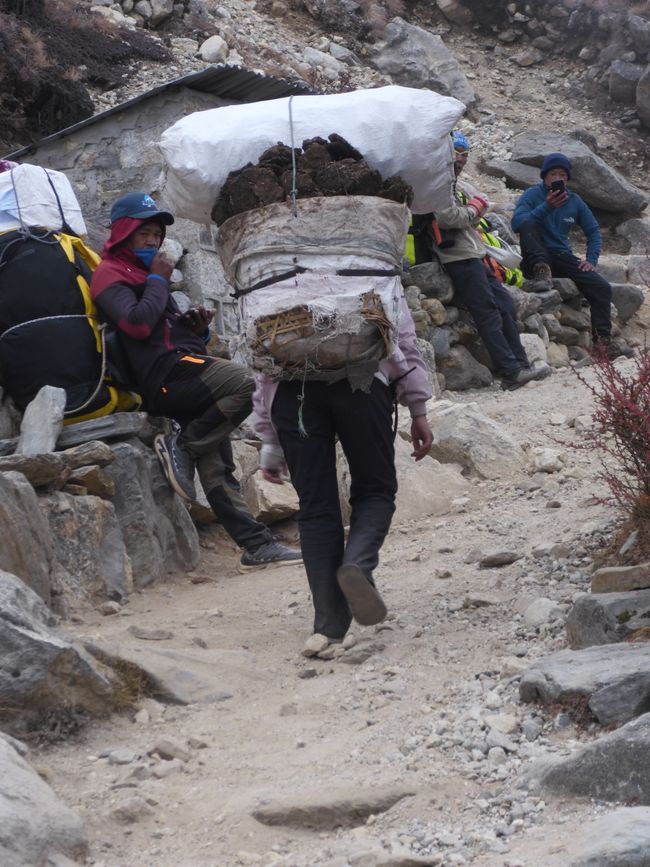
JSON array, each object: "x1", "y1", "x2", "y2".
[{"x1": 511, "y1": 153, "x2": 632, "y2": 359}]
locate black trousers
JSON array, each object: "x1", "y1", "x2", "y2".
[
  {"x1": 517, "y1": 218, "x2": 612, "y2": 339},
  {"x1": 444, "y1": 257, "x2": 528, "y2": 375},
  {"x1": 271, "y1": 378, "x2": 397, "y2": 639}
]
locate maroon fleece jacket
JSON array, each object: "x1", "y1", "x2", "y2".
[{"x1": 90, "y1": 217, "x2": 206, "y2": 399}]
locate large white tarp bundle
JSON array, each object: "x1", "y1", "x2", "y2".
[
  {"x1": 160, "y1": 84, "x2": 465, "y2": 223},
  {"x1": 0, "y1": 164, "x2": 87, "y2": 237}
]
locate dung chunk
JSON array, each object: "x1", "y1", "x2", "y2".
[
  {"x1": 379, "y1": 174, "x2": 414, "y2": 206},
  {"x1": 258, "y1": 143, "x2": 299, "y2": 177},
  {"x1": 211, "y1": 165, "x2": 284, "y2": 225},
  {"x1": 315, "y1": 159, "x2": 383, "y2": 197},
  {"x1": 298, "y1": 141, "x2": 332, "y2": 173},
  {"x1": 280, "y1": 169, "x2": 322, "y2": 199},
  {"x1": 326, "y1": 133, "x2": 364, "y2": 162}
]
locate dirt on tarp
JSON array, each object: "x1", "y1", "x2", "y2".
[{"x1": 211, "y1": 133, "x2": 414, "y2": 226}]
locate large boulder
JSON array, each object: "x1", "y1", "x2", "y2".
[
  {"x1": 636, "y1": 61, "x2": 650, "y2": 128},
  {"x1": 371, "y1": 18, "x2": 477, "y2": 110},
  {"x1": 567, "y1": 807, "x2": 650, "y2": 867},
  {"x1": 426, "y1": 400, "x2": 525, "y2": 479},
  {"x1": 0, "y1": 736, "x2": 87, "y2": 866},
  {"x1": 520, "y1": 642, "x2": 650, "y2": 726},
  {"x1": 0, "y1": 570, "x2": 114, "y2": 735},
  {"x1": 337, "y1": 434, "x2": 472, "y2": 525},
  {"x1": 437, "y1": 345, "x2": 493, "y2": 391},
  {"x1": 525, "y1": 713, "x2": 650, "y2": 806},
  {"x1": 609, "y1": 60, "x2": 645, "y2": 104},
  {"x1": 509, "y1": 130, "x2": 649, "y2": 213},
  {"x1": 0, "y1": 471, "x2": 55, "y2": 604},
  {"x1": 41, "y1": 492, "x2": 132, "y2": 607},
  {"x1": 566, "y1": 589, "x2": 650, "y2": 649},
  {"x1": 104, "y1": 440, "x2": 200, "y2": 587}
]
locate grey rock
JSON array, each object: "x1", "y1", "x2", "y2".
[
  {"x1": 0, "y1": 570, "x2": 114, "y2": 736},
  {"x1": 149, "y1": 736, "x2": 190, "y2": 762},
  {"x1": 509, "y1": 130, "x2": 649, "y2": 213},
  {"x1": 568, "y1": 806, "x2": 650, "y2": 866},
  {"x1": 104, "y1": 440, "x2": 199, "y2": 587},
  {"x1": 0, "y1": 472, "x2": 55, "y2": 603},
  {"x1": 523, "y1": 597, "x2": 561, "y2": 627},
  {"x1": 609, "y1": 60, "x2": 645, "y2": 104},
  {"x1": 483, "y1": 158, "x2": 540, "y2": 191},
  {"x1": 0, "y1": 439, "x2": 115, "y2": 487},
  {"x1": 520, "y1": 642, "x2": 650, "y2": 726},
  {"x1": 371, "y1": 18, "x2": 477, "y2": 109},
  {"x1": 427, "y1": 399, "x2": 525, "y2": 480},
  {"x1": 17, "y1": 386, "x2": 66, "y2": 456},
  {"x1": 110, "y1": 794, "x2": 154, "y2": 824},
  {"x1": 527, "y1": 713, "x2": 650, "y2": 805},
  {"x1": 437, "y1": 345, "x2": 493, "y2": 391},
  {"x1": 251, "y1": 784, "x2": 415, "y2": 829},
  {"x1": 199, "y1": 34, "x2": 228, "y2": 63},
  {"x1": 616, "y1": 218, "x2": 650, "y2": 254},
  {"x1": 405, "y1": 261, "x2": 455, "y2": 303},
  {"x1": 85, "y1": 641, "x2": 249, "y2": 704},
  {"x1": 566, "y1": 589, "x2": 650, "y2": 649},
  {"x1": 0, "y1": 737, "x2": 87, "y2": 866},
  {"x1": 42, "y1": 492, "x2": 131, "y2": 605},
  {"x1": 56, "y1": 412, "x2": 160, "y2": 448},
  {"x1": 629, "y1": 13, "x2": 650, "y2": 53},
  {"x1": 479, "y1": 551, "x2": 523, "y2": 569}
]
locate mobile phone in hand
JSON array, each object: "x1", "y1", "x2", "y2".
[{"x1": 550, "y1": 180, "x2": 566, "y2": 194}]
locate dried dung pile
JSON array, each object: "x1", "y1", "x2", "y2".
[{"x1": 211, "y1": 133, "x2": 413, "y2": 226}]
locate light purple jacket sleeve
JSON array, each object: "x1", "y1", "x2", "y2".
[{"x1": 252, "y1": 295, "x2": 434, "y2": 444}]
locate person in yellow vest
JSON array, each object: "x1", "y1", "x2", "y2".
[{"x1": 408, "y1": 131, "x2": 550, "y2": 390}]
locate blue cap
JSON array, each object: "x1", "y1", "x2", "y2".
[
  {"x1": 110, "y1": 193, "x2": 174, "y2": 225},
  {"x1": 452, "y1": 130, "x2": 470, "y2": 153},
  {"x1": 540, "y1": 153, "x2": 572, "y2": 180}
]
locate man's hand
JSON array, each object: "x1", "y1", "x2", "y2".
[
  {"x1": 546, "y1": 189, "x2": 569, "y2": 210},
  {"x1": 578, "y1": 259, "x2": 596, "y2": 272},
  {"x1": 260, "y1": 443, "x2": 287, "y2": 485},
  {"x1": 178, "y1": 306, "x2": 215, "y2": 335},
  {"x1": 410, "y1": 415, "x2": 433, "y2": 461},
  {"x1": 150, "y1": 251, "x2": 173, "y2": 281}
]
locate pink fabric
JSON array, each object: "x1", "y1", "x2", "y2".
[
  {"x1": 0, "y1": 160, "x2": 18, "y2": 174},
  {"x1": 252, "y1": 296, "x2": 433, "y2": 445}
]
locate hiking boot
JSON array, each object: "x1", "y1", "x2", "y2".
[
  {"x1": 593, "y1": 337, "x2": 635, "y2": 361},
  {"x1": 527, "y1": 262, "x2": 554, "y2": 292},
  {"x1": 500, "y1": 364, "x2": 549, "y2": 391},
  {"x1": 239, "y1": 539, "x2": 303, "y2": 571},
  {"x1": 154, "y1": 433, "x2": 196, "y2": 502},
  {"x1": 336, "y1": 563, "x2": 387, "y2": 627}
]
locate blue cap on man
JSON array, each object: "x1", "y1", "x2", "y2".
[
  {"x1": 110, "y1": 192, "x2": 174, "y2": 225},
  {"x1": 540, "y1": 153, "x2": 572, "y2": 180},
  {"x1": 452, "y1": 130, "x2": 470, "y2": 153}
]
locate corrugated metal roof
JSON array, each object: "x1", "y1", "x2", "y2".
[{"x1": 5, "y1": 65, "x2": 314, "y2": 159}]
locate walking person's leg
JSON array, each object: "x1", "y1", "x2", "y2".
[
  {"x1": 272, "y1": 381, "x2": 352, "y2": 639},
  {"x1": 333, "y1": 378, "x2": 396, "y2": 626}
]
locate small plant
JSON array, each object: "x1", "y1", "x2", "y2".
[{"x1": 574, "y1": 347, "x2": 650, "y2": 518}]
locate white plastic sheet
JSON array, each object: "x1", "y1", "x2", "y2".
[
  {"x1": 160, "y1": 84, "x2": 465, "y2": 223},
  {"x1": 0, "y1": 164, "x2": 87, "y2": 236}
]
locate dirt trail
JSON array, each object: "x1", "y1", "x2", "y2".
[{"x1": 39, "y1": 357, "x2": 637, "y2": 867}]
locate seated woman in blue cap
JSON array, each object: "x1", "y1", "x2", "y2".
[{"x1": 91, "y1": 192, "x2": 302, "y2": 570}]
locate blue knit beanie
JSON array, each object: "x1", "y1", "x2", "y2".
[{"x1": 540, "y1": 153, "x2": 572, "y2": 180}]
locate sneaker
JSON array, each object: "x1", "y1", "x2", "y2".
[
  {"x1": 239, "y1": 539, "x2": 303, "y2": 571},
  {"x1": 500, "y1": 364, "x2": 548, "y2": 391},
  {"x1": 336, "y1": 563, "x2": 387, "y2": 627},
  {"x1": 154, "y1": 433, "x2": 196, "y2": 502}
]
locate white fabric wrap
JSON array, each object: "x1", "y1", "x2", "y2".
[{"x1": 159, "y1": 84, "x2": 465, "y2": 222}]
